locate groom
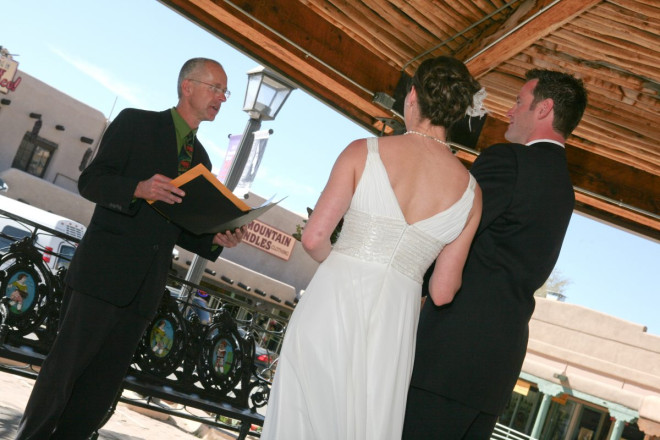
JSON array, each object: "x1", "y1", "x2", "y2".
[{"x1": 403, "y1": 69, "x2": 588, "y2": 439}]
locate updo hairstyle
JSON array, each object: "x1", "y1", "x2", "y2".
[{"x1": 410, "y1": 56, "x2": 482, "y2": 128}]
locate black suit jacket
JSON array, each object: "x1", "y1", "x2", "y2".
[
  {"x1": 409, "y1": 142, "x2": 574, "y2": 415},
  {"x1": 66, "y1": 108, "x2": 221, "y2": 318}
]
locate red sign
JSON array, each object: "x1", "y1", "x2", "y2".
[{"x1": 0, "y1": 56, "x2": 21, "y2": 94}]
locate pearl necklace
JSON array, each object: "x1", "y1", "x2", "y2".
[{"x1": 404, "y1": 130, "x2": 450, "y2": 150}]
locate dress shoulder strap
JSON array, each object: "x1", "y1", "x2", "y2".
[
  {"x1": 468, "y1": 172, "x2": 477, "y2": 192},
  {"x1": 366, "y1": 137, "x2": 379, "y2": 154}
]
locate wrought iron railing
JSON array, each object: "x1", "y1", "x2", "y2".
[{"x1": 0, "y1": 210, "x2": 284, "y2": 439}]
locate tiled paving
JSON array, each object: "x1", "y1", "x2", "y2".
[{"x1": 0, "y1": 369, "x2": 256, "y2": 440}]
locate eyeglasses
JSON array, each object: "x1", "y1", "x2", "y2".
[{"x1": 188, "y1": 79, "x2": 231, "y2": 98}]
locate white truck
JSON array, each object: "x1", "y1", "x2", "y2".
[{"x1": 0, "y1": 194, "x2": 87, "y2": 273}]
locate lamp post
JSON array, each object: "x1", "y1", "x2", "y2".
[
  {"x1": 224, "y1": 66, "x2": 296, "y2": 191},
  {"x1": 183, "y1": 66, "x2": 296, "y2": 289}
]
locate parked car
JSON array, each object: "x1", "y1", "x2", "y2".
[
  {"x1": 234, "y1": 327, "x2": 278, "y2": 379},
  {"x1": 253, "y1": 344, "x2": 277, "y2": 380}
]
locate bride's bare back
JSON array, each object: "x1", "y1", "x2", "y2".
[{"x1": 363, "y1": 134, "x2": 471, "y2": 225}]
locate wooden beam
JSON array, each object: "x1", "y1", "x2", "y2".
[
  {"x1": 565, "y1": 145, "x2": 659, "y2": 217},
  {"x1": 574, "y1": 192, "x2": 660, "y2": 242},
  {"x1": 159, "y1": 0, "x2": 400, "y2": 133},
  {"x1": 459, "y1": 0, "x2": 602, "y2": 77},
  {"x1": 157, "y1": 0, "x2": 659, "y2": 241}
]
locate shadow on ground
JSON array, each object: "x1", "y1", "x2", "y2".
[
  {"x1": 0, "y1": 405, "x2": 21, "y2": 440},
  {"x1": 97, "y1": 430, "x2": 149, "y2": 440}
]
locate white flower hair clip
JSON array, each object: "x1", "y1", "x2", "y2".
[{"x1": 466, "y1": 87, "x2": 489, "y2": 118}]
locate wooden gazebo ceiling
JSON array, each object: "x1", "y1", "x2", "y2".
[{"x1": 161, "y1": 0, "x2": 659, "y2": 241}]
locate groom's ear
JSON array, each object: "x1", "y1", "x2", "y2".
[{"x1": 536, "y1": 98, "x2": 554, "y2": 119}]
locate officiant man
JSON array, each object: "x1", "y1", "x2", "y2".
[{"x1": 16, "y1": 57, "x2": 244, "y2": 440}]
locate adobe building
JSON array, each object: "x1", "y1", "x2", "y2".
[
  {"x1": 500, "y1": 298, "x2": 660, "y2": 440},
  {"x1": 0, "y1": 66, "x2": 105, "y2": 224}
]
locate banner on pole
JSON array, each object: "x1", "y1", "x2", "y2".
[
  {"x1": 234, "y1": 129, "x2": 270, "y2": 198},
  {"x1": 216, "y1": 133, "x2": 242, "y2": 184},
  {"x1": 217, "y1": 130, "x2": 271, "y2": 198}
]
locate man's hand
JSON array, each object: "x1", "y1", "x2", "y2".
[
  {"x1": 134, "y1": 174, "x2": 185, "y2": 204},
  {"x1": 213, "y1": 226, "x2": 246, "y2": 248}
]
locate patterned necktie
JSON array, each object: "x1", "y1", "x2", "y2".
[{"x1": 178, "y1": 131, "x2": 194, "y2": 175}]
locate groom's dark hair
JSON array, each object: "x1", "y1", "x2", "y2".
[{"x1": 526, "y1": 69, "x2": 587, "y2": 138}]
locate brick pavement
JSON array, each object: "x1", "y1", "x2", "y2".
[{"x1": 0, "y1": 368, "x2": 258, "y2": 440}]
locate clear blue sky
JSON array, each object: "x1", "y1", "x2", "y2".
[{"x1": 3, "y1": 0, "x2": 658, "y2": 335}]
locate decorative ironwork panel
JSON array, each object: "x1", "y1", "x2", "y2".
[
  {"x1": 0, "y1": 238, "x2": 55, "y2": 336},
  {"x1": 134, "y1": 292, "x2": 188, "y2": 377}
]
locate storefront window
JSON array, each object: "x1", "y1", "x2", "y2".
[
  {"x1": 499, "y1": 388, "x2": 647, "y2": 440},
  {"x1": 499, "y1": 386, "x2": 541, "y2": 435},
  {"x1": 541, "y1": 398, "x2": 577, "y2": 440},
  {"x1": 573, "y1": 406, "x2": 610, "y2": 440}
]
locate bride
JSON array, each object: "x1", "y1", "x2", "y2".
[{"x1": 261, "y1": 56, "x2": 484, "y2": 440}]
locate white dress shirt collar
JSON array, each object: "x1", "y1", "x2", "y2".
[{"x1": 527, "y1": 139, "x2": 565, "y2": 148}]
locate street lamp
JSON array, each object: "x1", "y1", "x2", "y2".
[
  {"x1": 183, "y1": 66, "x2": 296, "y2": 287},
  {"x1": 223, "y1": 66, "x2": 296, "y2": 192}
]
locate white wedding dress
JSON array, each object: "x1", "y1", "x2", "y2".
[{"x1": 261, "y1": 137, "x2": 476, "y2": 440}]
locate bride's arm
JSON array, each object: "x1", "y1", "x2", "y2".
[
  {"x1": 428, "y1": 184, "x2": 482, "y2": 306},
  {"x1": 302, "y1": 139, "x2": 366, "y2": 262}
]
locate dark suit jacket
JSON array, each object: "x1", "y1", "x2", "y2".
[
  {"x1": 409, "y1": 141, "x2": 574, "y2": 415},
  {"x1": 66, "y1": 108, "x2": 222, "y2": 318}
]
